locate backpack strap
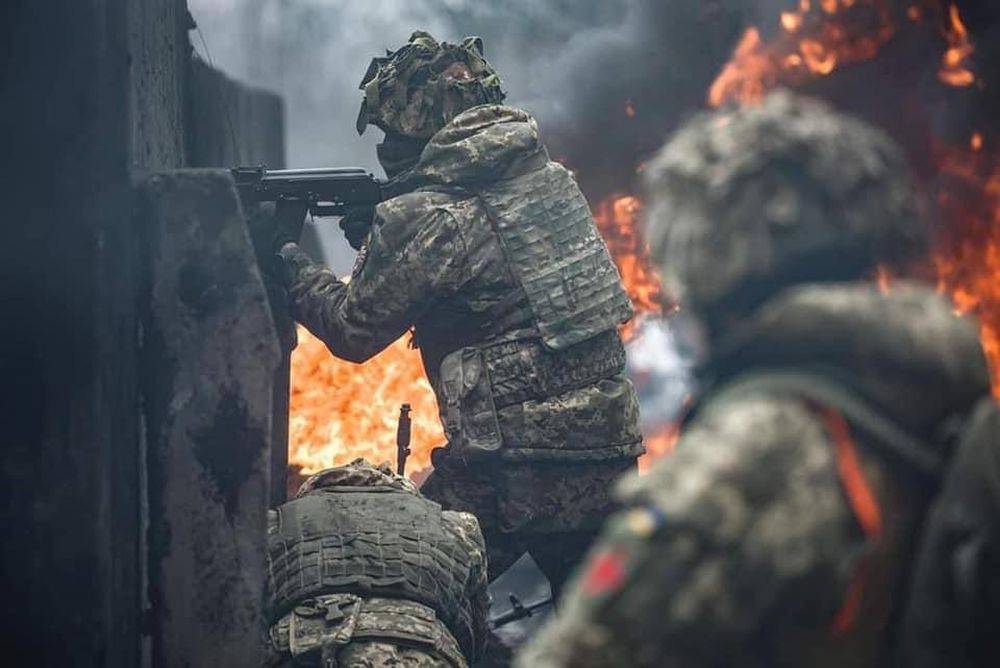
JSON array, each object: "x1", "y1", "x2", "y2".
[{"x1": 706, "y1": 369, "x2": 945, "y2": 481}]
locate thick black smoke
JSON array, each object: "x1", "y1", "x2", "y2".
[{"x1": 499, "y1": 0, "x2": 748, "y2": 197}]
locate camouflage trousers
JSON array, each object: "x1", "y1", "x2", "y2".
[{"x1": 421, "y1": 452, "x2": 635, "y2": 597}]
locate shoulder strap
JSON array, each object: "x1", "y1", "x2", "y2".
[{"x1": 707, "y1": 369, "x2": 945, "y2": 481}]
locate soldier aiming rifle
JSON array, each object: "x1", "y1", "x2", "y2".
[{"x1": 258, "y1": 30, "x2": 644, "y2": 598}]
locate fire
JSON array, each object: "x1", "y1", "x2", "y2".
[
  {"x1": 289, "y1": 326, "x2": 443, "y2": 477},
  {"x1": 875, "y1": 264, "x2": 893, "y2": 294},
  {"x1": 288, "y1": 195, "x2": 670, "y2": 479},
  {"x1": 637, "y1": 424, "x2": 680, "y2": 474},
  {"x1": 938, "y1": 3, "x2": 975, "y2": 87},
  {"x1": 932, "y1": 140, "x2": 1000, "y2": 396},
  {"x1": 709, "y1": 1, "x2": 977, "y2": 109},
  {"x1": 707, "y1": 28, "x2": 774, "y2": 108},
  {"x1": 708, "y1": 0, "x2": 897, "y2": 108},
  {"x1": 707, "y1": 1, "x2": 1000, "y2": 396},
  {"x1": 592, "y1": 195, "x2": 666, "y2": 339}
]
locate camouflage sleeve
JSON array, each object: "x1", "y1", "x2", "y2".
[
  {"x1": 278, "y1": 192, "x2": 468, "y2": 363},
  {"x1": 516, "y1": 395, "x2": 865, "y2": 668},
  {"x1": 442, "y1": 509, "x2": 491, "y2": 661}
]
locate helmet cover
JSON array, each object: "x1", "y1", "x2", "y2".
[
  {"x1": 356, "y1": 31, "x2": 506, "y2": 139},
  {"x1": 642, "y1": 90, "x2": 928, "y2": 320}
]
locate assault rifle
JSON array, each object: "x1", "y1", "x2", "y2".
[{"x1": 231, "y1": 166, "x2": 386, "y2": 219}]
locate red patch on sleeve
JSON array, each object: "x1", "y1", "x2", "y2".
[{"x1": 580, "y1": 547, "x2": 628, "y2": 596}]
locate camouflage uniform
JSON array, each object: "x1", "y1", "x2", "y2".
[
  {"x1": 266, "y1": 460, "x2": 489, "y2": 667},
  {"x1": 518, "y1": 92, "x2": 993, "y2": 667},
  {"x1": 278, "y1": 33, "x2": 643, "y2": 594}
]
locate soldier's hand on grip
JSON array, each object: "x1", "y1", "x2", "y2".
[
  {"x1": 340, "y1": 205, "x2": 375, "y2": 251},
  {"x1": 274, "y1": 197, "x2": 310, "y2": 248}
]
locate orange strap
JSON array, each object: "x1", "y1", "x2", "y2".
[
  {"x1": 828, "y1": 562, "x2": 868, "y2": 635},
  {"x1": 821, "y1": 407, "x2": 883, "y2": 538},
  {"x1": 818, "y1": 407, "x2": 883, "y2": 634}
]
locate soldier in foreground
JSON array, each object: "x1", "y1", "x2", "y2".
[
  {"x1": 266, "y1": 459, "x2": 489, "y2": 666},
  {"x1": 271, "y1": 31, "x2": 642, "y2": 596},
  {"x1": 518, "y1": 91, "x2": 995, "y2": 666}
]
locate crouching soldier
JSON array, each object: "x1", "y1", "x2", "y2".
[{"x1": 266, "y1": 459, "x2": 490, "y2": 666}]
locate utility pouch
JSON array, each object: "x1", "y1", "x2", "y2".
[
  {"x1": 439, "y1": 347, "x2": 503, "y2": 459},
  {"x1": 288, "y1": 594, "x2": 363, "y2": 666}
]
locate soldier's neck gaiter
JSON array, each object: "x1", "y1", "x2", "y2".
[{"x1": 377, "y1": 133, "x2": 428, "y2": 179}]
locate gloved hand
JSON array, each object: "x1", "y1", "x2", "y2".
[
  {"x1": 274, "y1": 197, "x2": 310, "y2": 249},
  {"x1": 246, "y1": 199, "x2": 309, "y2": 282},
  {"x1": 339, "y1": 205, "x2": 375, "y2": 251}
]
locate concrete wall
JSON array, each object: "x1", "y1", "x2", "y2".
[
  {"x1": 186, "y1": 58, "x2": 293, "y2": 508},
  {"x1": 188, "y1": 57, "x2": 286, "y2": 169},
  {"x1": 185, "y1": 54, "x2": 295, "y2": 506},
  {"x1": 3, "y1": 1, "x2": 163, "y2": 663},
  {"x1": 139, "y1": 170, "x2": 279, "y2": 666},
  {"x1": 1, "y1": 1, "x2": 285, "y2": 664},
  {"x1": 129, "y1": 0, "x2": 191, "y2": 172}
]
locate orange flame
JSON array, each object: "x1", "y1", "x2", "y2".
[
  {"x1": 289, "y1": 327, "x2": 443, "y2": 477},
  {"x1": 637, "y1": 424, "x2": 680, "y2": 474},
  {"x1": 592, "y1": 195, "x2": 666, "y2": 339},
  {"x1": 708, "y1": 1, "x2": 898, "y2": 108},
  {"x1": 708, "y1": 28, "x2": 775, "y2": 108},
  {"x1": 938, "y1": 3, "x2": 975, "y2": 87},
  {"x1": 875, "y1": 264, "x2": 893, "y2": 294},
  {"x1": 932, "y1": 140, "x2": 1000, "y2": 396},
  {"x1": 711, "y1": 2, "x2": 976, "y2": 108}
]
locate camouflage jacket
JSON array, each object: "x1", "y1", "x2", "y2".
[
  {"x1": 518, "y1": 283, "x2": 991, "y2": 667},
  {"x1": 279, "y1": 105, "x2": 642, "y2": 468}
]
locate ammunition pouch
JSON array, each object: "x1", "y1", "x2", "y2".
[
  {"x1": 439, "y1": 346, "x2": 503, "y2": 460},
  {"x1": 438, "y1": 331, "x2": 628, "y2": 459},
  {"x1": 269, "y1": 595, "x2": 466, "y2": 667},
  {"x1": 484, "y1": 330, "x2": 627, "y2": 408}
]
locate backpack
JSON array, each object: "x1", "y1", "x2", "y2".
[{"x1": 704, "y1": 370, "x2": 998, "y2": 666}]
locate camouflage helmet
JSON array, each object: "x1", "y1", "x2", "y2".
[
  {"x1": 295, "y1": 458, "x2": 418, "y2": 498},
  {"x1": 642, "y1": 90, "x2": 928, "y2": 324},
  {"x1": 356, "y1": 31, "x2": 506, "y2": 140}
]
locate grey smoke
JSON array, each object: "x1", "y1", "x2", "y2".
[{"x1": 188, "y1": 0, "x2": 748, "y2": 271}]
